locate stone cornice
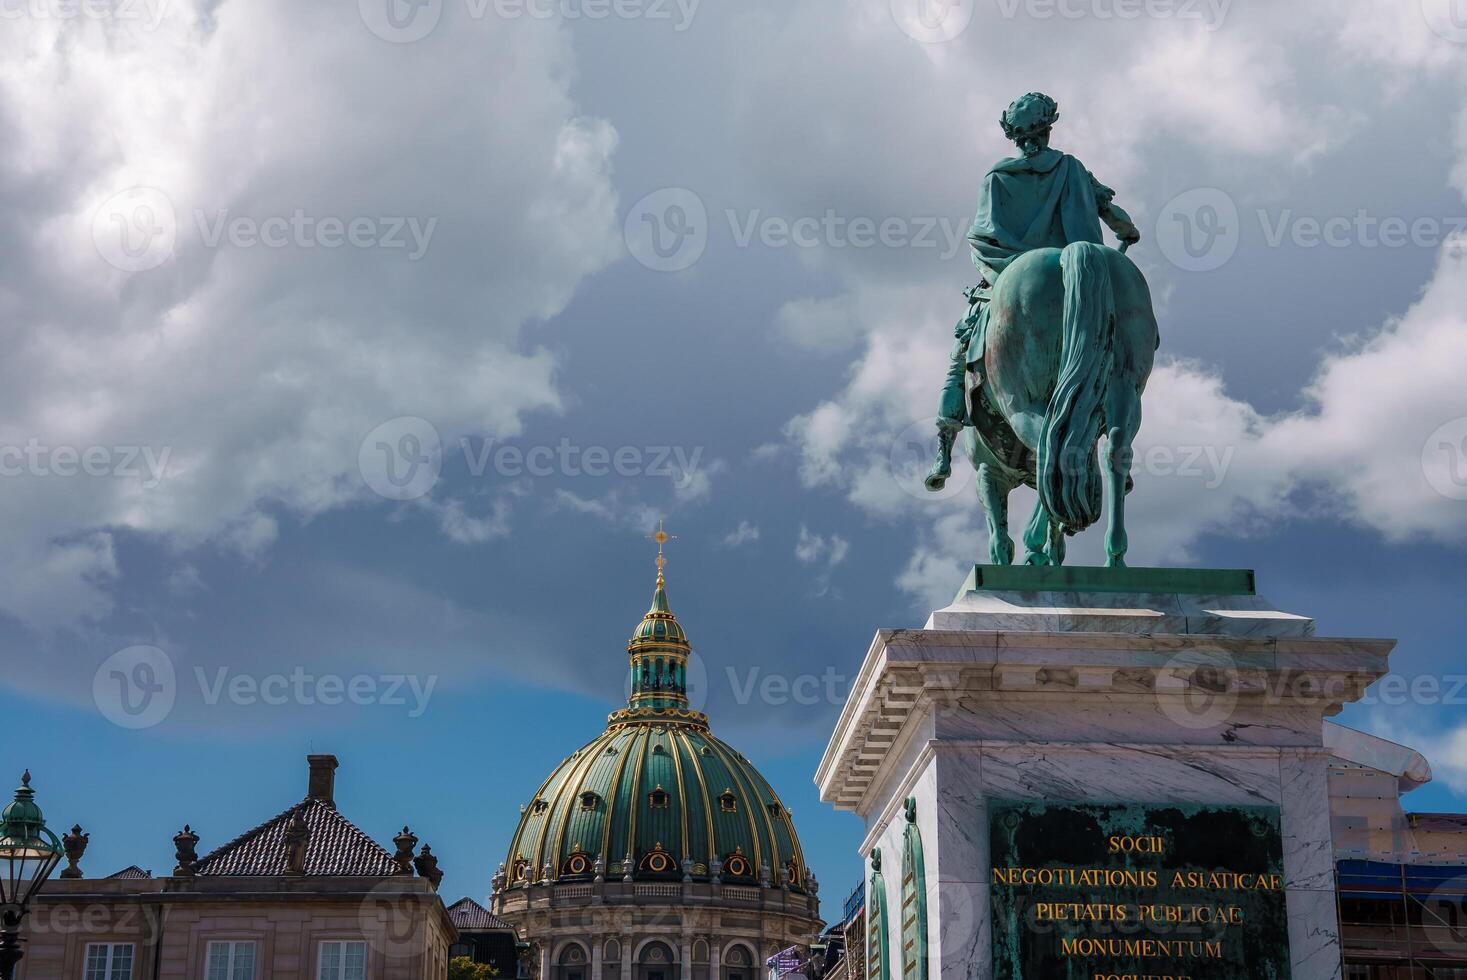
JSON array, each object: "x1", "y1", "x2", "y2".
[{"x1": 816, "y1": 628, "x2": 1393, "y2": 814}]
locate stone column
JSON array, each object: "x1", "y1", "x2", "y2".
[
  {"x1": 708, "y1": 941, "x2": 720, "y2": 980},
  {"x1": 539, "y1": 943, "x2": 552, "y2": 980},
  {"x1": 591, "y1": 940, "x2": 603, "y2": 979},
  {"x1": 680, "y1": 937, "x2": 692, "y2": 980},
  {"x1": 621, "y1": 936, "x2": 634, "y2": 980}
]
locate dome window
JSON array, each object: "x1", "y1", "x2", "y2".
[
  {"x1": 652, "y1": 744, "x2": 667, "y2": 755},
  {"x1": 699, "y1": 746, "x2": 712, "y2": 757},
  {"x1": 531, "y1": 799, "x2": 549, "y2": 815},
  {"x1": 638, "y1": 843, "x2": 678, "y2": 876},
  {"x1": 768, "y1": 802, "x2": 783, "y2": 818},
  {"x1": 718, "y1": 790, "x2": 738, "y2": 813},
  {"x1": 579, "y1": 791, "x2": 600, "y2": 812},
  {"x1": 562, "y1": 851, "x2": 593, "y2": 876},
  {"x1": 724, "y1": 850, "x2": 753, "y2": 879},
  {"x1": 648, "y1": 785, "x2": 670, "y2": 809}
]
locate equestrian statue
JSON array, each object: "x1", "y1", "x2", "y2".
[{"x1": 924, "y1": 92, "x2": 1159, "y2": 567}]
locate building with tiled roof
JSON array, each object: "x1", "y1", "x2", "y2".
[
  {"x1": 191, "y1": 796, "x2": 400, "y2": 877},
  {"x1": 23, "y1": 755, "x2": 455, "y2": 980},
  {"x1": 446, "y1": 898, "x2": 521, "y2": 975},
  {"x1": 103, "y1": 864, "x2": 152, "y2": 880},
  {"x1": 493, "y1": 539, "x2": 823, "y2": 979}
]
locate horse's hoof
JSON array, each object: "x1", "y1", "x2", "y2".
[{"x1": 1023, "y1": 552, "x2": 1054, "y2": 567}]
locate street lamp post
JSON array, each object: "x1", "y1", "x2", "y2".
[{"x1": 0, "y1": 771, "x2": 63, "y2": 980}]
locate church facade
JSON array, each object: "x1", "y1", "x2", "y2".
[{"x1": 492, "y1": 541, "x2": 823, "y2": 979}]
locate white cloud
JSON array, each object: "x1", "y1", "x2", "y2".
[
  {"x1": 0, "y1": 1, "x2": 621, "y2": 630},
  {"x1": 760, "y1": 0, "x2": 1467, "y2": 604},
  {"x1": 722, "y1": 521, "x2": 761, "y2": 547},
  {"x1": 795, "y1": 525, "x2": 849, "y2": 567}
]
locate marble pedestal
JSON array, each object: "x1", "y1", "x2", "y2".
[{"x1": 815, "y1": 569, "x2": 1393, "y2": 980}]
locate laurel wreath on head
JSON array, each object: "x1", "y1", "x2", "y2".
[{"x1": 1000, "y1": 92, "x2": 1060, "y2": 141}]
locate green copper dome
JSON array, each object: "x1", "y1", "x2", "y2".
[{"x1": 501, "y1": 551, "x2": 809, "y2": 892}]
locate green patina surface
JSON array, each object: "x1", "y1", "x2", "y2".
[
  {"x1": 959, "y1": 564, "x2": 1256, "y2": 599},
  {"x1": 988, "y1": 800, "x2": 1291, "y2": 980}
]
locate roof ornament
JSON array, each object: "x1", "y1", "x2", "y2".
[
  {"x1": 646, "y1": 519, "x2": 677, "y2": 587},
  {"x1": 172, "y1": 825, "x2": 200, "y2": 877}
]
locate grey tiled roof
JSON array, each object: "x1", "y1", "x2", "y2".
[
  {"x1": 192, "y1": 798, "x2": 399, "y2": 877},
  {"x1": 446, "y1": 897, "x2": 515, "y2": 932},
  {"x1": 106, "y1": 865, "x2": 153, "y2": 880}
]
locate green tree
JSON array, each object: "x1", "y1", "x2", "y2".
[{"x1": 449, "y1": 955, "x2": 499, "y2": 980}]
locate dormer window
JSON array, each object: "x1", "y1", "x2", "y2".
[
  {"x1": 652, "y1": 744, "x2": 667, "y2": 755},
  {"x1": 579, "y1": 791, "x2": 600, "y2": 812},
  {"x1": 531, "y1": 799, "x2": 549, "y2": 815},
  {"x1": 767, "y1": 802, "x2": 783, "y2": 818},
  {"x1": 718, "y1": 790, "x2": 738, "y2": 813},
  {"x1": 648, "y1": 786, "x2": 670, "y2": 809}
]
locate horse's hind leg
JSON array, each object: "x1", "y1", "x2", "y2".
[
  {"x1": 976, "y1": 462, "x2": 1015, "y2": 565},
  {"x1": 1021, "y1": 497, "x2": 1062, "y2": 566},
  {"x1": 1103, "y1": 387, "x2": 1143, "y2": 568}
]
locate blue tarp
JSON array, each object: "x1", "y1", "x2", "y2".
[{"x1": 1337, "y1": 860, "x2": 1467, "y2": 901}]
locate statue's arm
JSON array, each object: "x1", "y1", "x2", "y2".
[
  {"x1": 1100, "y1": 199, "x2": 1141, "y2": 249},
  {"x1": 1090, "y1": 171, "x2": 1141, "y2": 248}
]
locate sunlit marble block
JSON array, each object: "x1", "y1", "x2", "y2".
[{"x1": 816, "y1": 573, "x2": 1392, "y2": 980}]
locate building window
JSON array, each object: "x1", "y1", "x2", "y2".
[
  {"x1": 317, "y1": 941, "x2": 367, "y2": 980},
  {"x1": 648, "y1": 785, "x2": 670, "y2": 808},
  {"x1": 718, "y1": 790, "x2": 737, "y2": 813},
  {"x1": 579, "y1": 791, "x2": 599, "y2": 811},
  {"x1": 85, "y1": 944, "x2": 135, "y2": 980},
  {"x1": 206, "y1": 941, "x2": 256, "y2": 980}
]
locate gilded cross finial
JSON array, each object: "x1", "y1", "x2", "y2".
[{"x1": 647, "y1": 520, "x2": 677, "y2": 585}]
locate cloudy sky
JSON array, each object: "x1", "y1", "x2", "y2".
[{"x1": 3, "y1": 0, "x2": 1467, "y2": 904}]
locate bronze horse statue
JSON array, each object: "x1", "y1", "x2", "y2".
[{"x1": 963, "y1": 240, "x2": 1158, "y2": 567}]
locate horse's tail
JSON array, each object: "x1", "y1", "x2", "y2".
[{"x1": 1038, "y1": 241, "x2": 1115, "y2": 532}]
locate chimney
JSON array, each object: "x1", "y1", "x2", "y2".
[{"x1": 307, "y1": 754, "x2": 339, "y2": 807}]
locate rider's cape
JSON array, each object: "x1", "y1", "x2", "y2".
[
  {"x1": 967, "y1": 149, "x2": 1112, "y2": 281},
  {"x1": 963, "y1": 149, "x2": 1114, "y2": 369}
]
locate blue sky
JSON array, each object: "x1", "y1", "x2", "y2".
[{"x1": 3, "y1": 0, "x2": 1467, "y2": 907}]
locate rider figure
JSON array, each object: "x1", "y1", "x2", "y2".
[{"x1": 925, "y1": 93, "x2": 1141, "y2": 491}]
